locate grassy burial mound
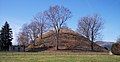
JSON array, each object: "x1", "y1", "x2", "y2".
[{"x1": 27, "y1": 28, "x2": 108, "y2": 52}]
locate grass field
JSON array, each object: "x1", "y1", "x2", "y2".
[{"x1": 0, "y1": 51, "x2": 120, "y2": 62}]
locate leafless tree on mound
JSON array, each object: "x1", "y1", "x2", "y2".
[
  {"x1": 44, "y1": 5, "x2": 72, "y2": 50},
  {"x1": 17, "y1": 30, "x2": 29, "y2": 51},
  {"x1": 33, "y1": 12, "x2": 50, "y2": 39},
  {"x1": 17, "y1": 24, "x2": 30, "y2": 51},
  {"x1": 17, "y1": 12, "x2": 50, "y2": 51},
  {"x1": 77, "y1": 14, "x2": 103, "y2": 51}
]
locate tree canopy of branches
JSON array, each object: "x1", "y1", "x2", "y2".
[
  {"x1": 33, "y1": 12, "x2": 50, "y2": 39},
  {"x1": 0, "y1": 21, "x2": 13, "y2": 51},
  {"x1": 17, "y1": 30, "x2": 29, "y2": 51},
  {"x1": 44, "y1": 5, "x2": 72, "y2": 50},
  {"x1": 77, "y1": 14, "x2": 103, "y2": 51},
  {"x1": 17, "y1": 12, "x2": 49, "y2": 51}
]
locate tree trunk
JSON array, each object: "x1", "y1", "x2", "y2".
[
  {"x1": 55, "y1": 33, "x2": 59, "y2": 50},
  {"x1": 32, "y1": 40, "x2": 35, "y2": 51},
  {"x1": 40, "y1": 27, "x2": 43, "y2": 39},
  {"x1": 91, "y1": 41, "x2": 94, "y2": 51},
  {"x1": 91, "y1": 31, "x2": 94, "y2": 51},
  {"x1": 55, "y1": 30, "x2": 59, "y2": 50},
  {"x1": 23, "y1": 45, "x2": 25, "y2": 52}
]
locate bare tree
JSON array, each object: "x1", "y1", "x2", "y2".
[
  {"x1": 33, "y1": 12, "x2": 50, "y2": 39},
  {"x1": 17, "y1": 12, "x2": 49, "y2": 51},
  {"x1": 17, "y1": 31, "x2": 29, "y2": 51},
  {"x1": 44, "y1": 5, "x2": 72, "y2": 50},
  {"x1": 17, "y1": 24, "x2": 30, "y2": 51},
  {"x1": 77, "y1": 14, "x2": 103, "y2": 51}
]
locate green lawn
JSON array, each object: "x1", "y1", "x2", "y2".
[{"x1": 0, "y1": 51, "x2": 120, "y2": 62}]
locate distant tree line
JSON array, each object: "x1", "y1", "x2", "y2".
[{"x1": 0, "y1": 22, "x2": 13, "y2": 51}]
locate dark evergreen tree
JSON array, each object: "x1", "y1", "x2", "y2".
[{"x1": 0, "y1": 21, "x2": 13, "y2": 51}]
